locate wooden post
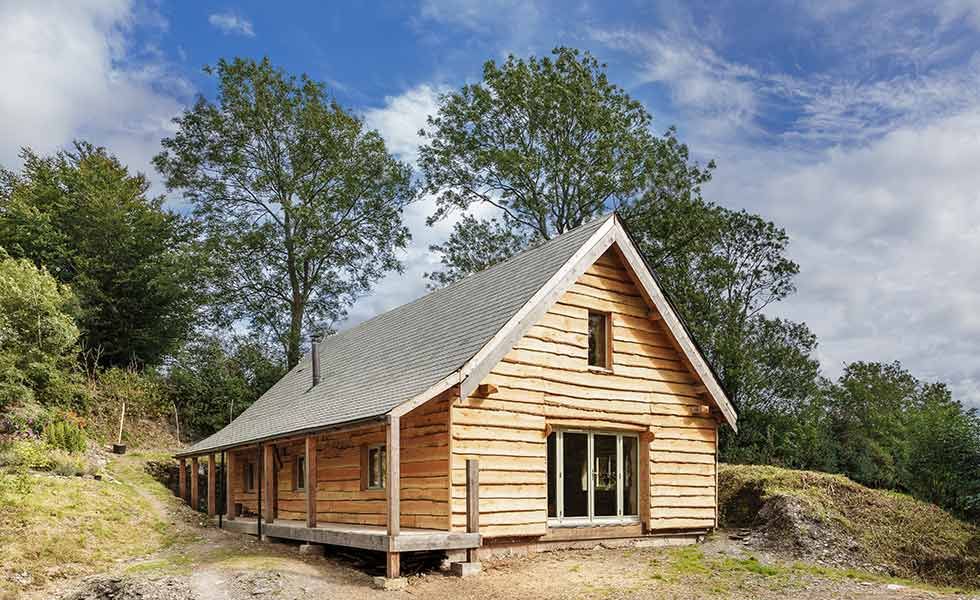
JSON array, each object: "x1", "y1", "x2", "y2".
[
  {"x1": 263, "y1": 444, "x2": 276, "y2": 523},
  {"x1": 225, "y1": 451, "x2": 236, "y2": 520},
  {"x1": 386, "y1": 414, "x2": 400, "y2": 578},
  {"x1": 305, "y1": 435, "x2": 317, "y2": 528},
  {"x1": 639, "y1": 430, "x2": 652, "y2": 533},
  {"x1": 178, "y1": 458, "x2": 187, "y2": 502},
  {"x1": 207, "y1": 454, "x2": 217, "y2": 516},
  {"x1": 466, "y1": 459, "x2": 479, "y2": 563},
  {"x1": 190, "y1": 456, "x2": 199, "y2": 511}
]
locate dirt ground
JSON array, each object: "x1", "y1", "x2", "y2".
[
  {"x1": 19, "y1": 455, "x2": 980, "y2": 600},
  {"x1": 43, "y1": 526, "x2": 980, "y2": 600}
]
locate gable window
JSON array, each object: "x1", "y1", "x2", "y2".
[
  {"x1": 243, "y1": 462, "x2": 255, "y2": 492},
  {"x1": 588, "y1": 311, "x2": 611, "y2": 369},
  {"x1": 294, "y1": 456, "x2": 306, "y2": 491},
  {"x1": 546, "y1": 430, "x2": 638, "y2": 525},
  {"x1": 362, "y1": 444, "x2": 386, "y2": 490}
]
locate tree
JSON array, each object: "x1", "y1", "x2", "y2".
[
  {"x1": 155, "y1": 57, "x2": 413, "y2": 367},
  {"x1": 166, "y1": 334, "x2": 284, "y2": 438},
  {"x1": 419, "y1": 46, "x2": 714, "y2": 285},
  {"x1": 0, "y1": 143, "x2": 202, "y2": 369},
  {"x1": 0, "y1": 251, "x2": 82, "y2": 408}
]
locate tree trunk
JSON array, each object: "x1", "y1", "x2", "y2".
[{"x1": 286, "y1": 300, "x2": 303, "y2": 368}]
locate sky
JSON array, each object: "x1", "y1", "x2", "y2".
[{"x1": 2, "y1": 0, "x2": 980, "y2": 407}]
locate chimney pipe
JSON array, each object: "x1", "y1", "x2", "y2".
[{"x1": 311, "y1": 335, "x2": 321, "y2": 387}]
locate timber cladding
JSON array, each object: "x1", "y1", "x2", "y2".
[
  {"x1": 229, "y1": 393, "x2": 451, "y2": 529},
  {"x1": 450, "y1": 249, "x2": 719, "y2": 537}
]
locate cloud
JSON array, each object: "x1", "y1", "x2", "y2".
[
  {"x1": 706, "y1": 110, "x2": 980, "y2": 408},
  {"x1": 208, "y1": 11, "x2": 254, "y2": 37},
  {"x1": 0, "y1": 0, "x2": 189, "y2": 190},
  {"x1": 364, "y1": 84, "x2": 446, "y2": 164},
  {"x1": 418, "y1": 0, "x2": 540, "y2": 33}
]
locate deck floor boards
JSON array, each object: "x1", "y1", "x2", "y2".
[{"x1": 221, "y1": 518, "x2": 480, "y2": 552}]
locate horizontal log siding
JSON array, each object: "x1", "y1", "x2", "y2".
[
  {"x1": 451, "y1": 250, "x2": 719, "y2": 537},
  {"x1": 228, "y1": 393, "x2": 450, "y2": 530}
]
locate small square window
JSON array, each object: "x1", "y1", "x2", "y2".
[
  {"x1": 367, "y1": 445, "x2": 386, "y2": 490},
  {"x1": 588, "y1": 311, "x2": 610, "y2": 368},
  {"x1": 243, "y1": 462, "x2": 255, "y2": 492},
  {"x1": 294, "y1": 456, "x2": 306, "y2": 491}
]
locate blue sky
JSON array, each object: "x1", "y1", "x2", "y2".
[{"x1": 3, "y1": 0, "x2": 980, "y2": 406}]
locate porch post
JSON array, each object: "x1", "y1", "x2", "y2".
[
  {"x1": 386, "y1": 414, "x2": 401, "y2": 579},
  {"x1": 466, "y1": 459, "x2": 480, "y2": 563},
  {"x1": 263, "y1": 444, "x2": 276, "y2": 523},
  {"x1": 305, "y1": 435, "x2": 318, "y2": 528},
  {"x1": 190, "y1": 456, "x2": 199, "y2": 511},
  {"x1": 178, "y1": 458, "x2": 187, "y2": 502},
  {"x1": 225, "y1": 451, "x2": 236, "y2": 520},
  {"x1": 639, "y1": 430, "x2": 652, "y2": 533},
  {"x1": 207, "y1": 453, "x2": 217, "y2": 516}
]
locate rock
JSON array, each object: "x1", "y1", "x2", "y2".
[
  {"x1": 884, "y1": 583, "x2": 906, "y2": 591},
  {"x1": 299, "y1": 543, "x2": 324, "y2": 556},
  {"x1": 450, "y1": 562, "x2": 482, "y2": 577},
  {"x1": 372, "y1": 576, "x2": 408, "y2": 591}
]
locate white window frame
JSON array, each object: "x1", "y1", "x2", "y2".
[{"x1": 548, "y1": 429, "x2": 640, "y2": 527}]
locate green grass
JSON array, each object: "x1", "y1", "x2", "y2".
[
  {"x1": 0, "y1": 453, "x2": 184, "y2": 598},
  {"x1": 718, "y1": 464, "x2": 980, "y2": 590}
]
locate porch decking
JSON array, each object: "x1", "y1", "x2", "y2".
[{"x1": 221, "y1": 518, "x2": 480, "y2": 553}]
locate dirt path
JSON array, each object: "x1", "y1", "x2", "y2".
[{"x1": 31, "y1": 455, "x2": 980, "y2": 600}]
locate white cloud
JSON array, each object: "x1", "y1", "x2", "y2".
[
  {"x1": 419, "y1": 0, "x2": 540, "y2": 33},
  {"x1": 364, "y1": 84, "x2": 446, "y2": 164},
  {"x1": 208, "y1": 11, "x2": 254, "y2": 37},
  {"x1": 0, "y1": 0, "x2": 189, "y2": 189},
  {"x1": 707, "y1": 110, "x2": 980, "y2": 407}
]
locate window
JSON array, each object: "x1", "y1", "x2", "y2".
[
  {"x1": 294, "y1": 456, "x2": 306, "y2": 491},
  {"x1": 243, "y1": 462, "x2": 255, "y2": 492},
  {"x1": 588, "y1": 311, "x2": 610, "y2": 369},
  {"x1": 546, "y1": 430, "x2": 639, "y2": 524},
  {"x1": 363, "y1": 444, "x2": 386, "y2": 490}
]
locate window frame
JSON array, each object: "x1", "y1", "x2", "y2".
[
  {"x1": 547, "y1": 429, "x2": 640, "y2": 527},
  {"x1": 294, "y1": 455, "x2": 306, "y2": 492},
  {"x1": 243, "y1": 461, "x2": 255, "y2": 493},
  {"x1": 587, "y1": 310, "x2": 613, "y2": 371},
  {"x1": 363, "y1": 443, "x2": 386, "y2": 491}
]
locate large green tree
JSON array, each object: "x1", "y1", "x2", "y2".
[
  {"x1": 0, "y1": 143, "x2": 202, "y2": 368},
  {"x1": 0, "y1": 251, "x2": 82, "y2": 408},
  {"x1": 155, "y1": 57, "x2": 414, "y2": 367},
  {"x1": 419, "y1": 46, "x2": 714, "y2": 285}
]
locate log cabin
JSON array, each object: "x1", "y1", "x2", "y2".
[{"x1": 173, "y1": 213, "x2": 737, "y2": 579}]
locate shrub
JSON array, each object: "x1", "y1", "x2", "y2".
[
  {"x1": 0, "y1": 439, "x2": 52, "y2": 470},
  {"x1": 48, "y1": 450, "x2": 91, "y2": 477},
  {"x1": 43, "y1": 420, "x2": 87, "y2": 453}
]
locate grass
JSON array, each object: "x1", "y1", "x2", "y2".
[
  {"x1": 643, "y1": 544, "x2": 972, "y2": 597},
  {"x1": 0, "y1": 453, "x2": 186, "y2": 598},
  {"x1": 718, "y1": 464, "x2": 980, "y2": 590}
]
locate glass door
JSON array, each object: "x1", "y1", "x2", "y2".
[{"x1": 546, "y1": 430, "x2": 639, "y2": 525}]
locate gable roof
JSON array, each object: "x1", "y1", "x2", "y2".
[{"x1": 179, "y1": 213, "x2": 736, "y2": 457}]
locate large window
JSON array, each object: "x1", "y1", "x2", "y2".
[{"x1": 547, "y1": 430, "x2": 639, "y2": 525}]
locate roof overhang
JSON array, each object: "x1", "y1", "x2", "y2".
[{"x1": 396, "y1": 214, "x2": 738, "y2": 431}]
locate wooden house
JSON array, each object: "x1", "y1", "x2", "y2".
[{"x1": 173, "y1": 213, "x2": 737, "y2": 579}]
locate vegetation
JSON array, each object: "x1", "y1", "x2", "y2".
[
  {"x1": 0, "y1": 143, "x2": 202, "y2": 369},
  {"x1": 719, "y1": 464, "x2": 980, "y2": 588},
  {"x1": 155, "y1": 57, "x2": 414, "y2": 368},
  {"x1": 42, "y1": 419, "x2": 86, "y2": 453},
  {"x1": 419, "y1": 47, "x2": 712, "y2": 288},
  {"x1": 0, "y1": 453, "x2": 186, "y2": 597}
]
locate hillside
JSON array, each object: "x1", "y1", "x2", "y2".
[{"x1": 719, "y1": 463, "x2": 980, "y2": 589}]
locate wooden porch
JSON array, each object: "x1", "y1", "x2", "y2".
[
  {"x1": 175, "y1": 412, "x2": 481, "y2": 580},
  {"x1": 221, "y1": 518, "x2": 479, "y2": 552}
]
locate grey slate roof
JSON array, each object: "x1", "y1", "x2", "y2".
[{"x1": 181, "y1": 214, "x2": 613, "y2": 455}]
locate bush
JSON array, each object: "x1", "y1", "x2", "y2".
[
  {"x1": 43, "y1": 420, "x2": 87, "y2": 453},
  {"x1": 48, "y1": 450, "x2": 93, "y2": 477},
  {"x1": 0, "y1": 439, "x2": 52, "y2": 470}
]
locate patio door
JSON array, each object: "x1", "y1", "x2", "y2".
[{"x1": 547, "y1": 430, "x2": 639, "y2": 526}]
